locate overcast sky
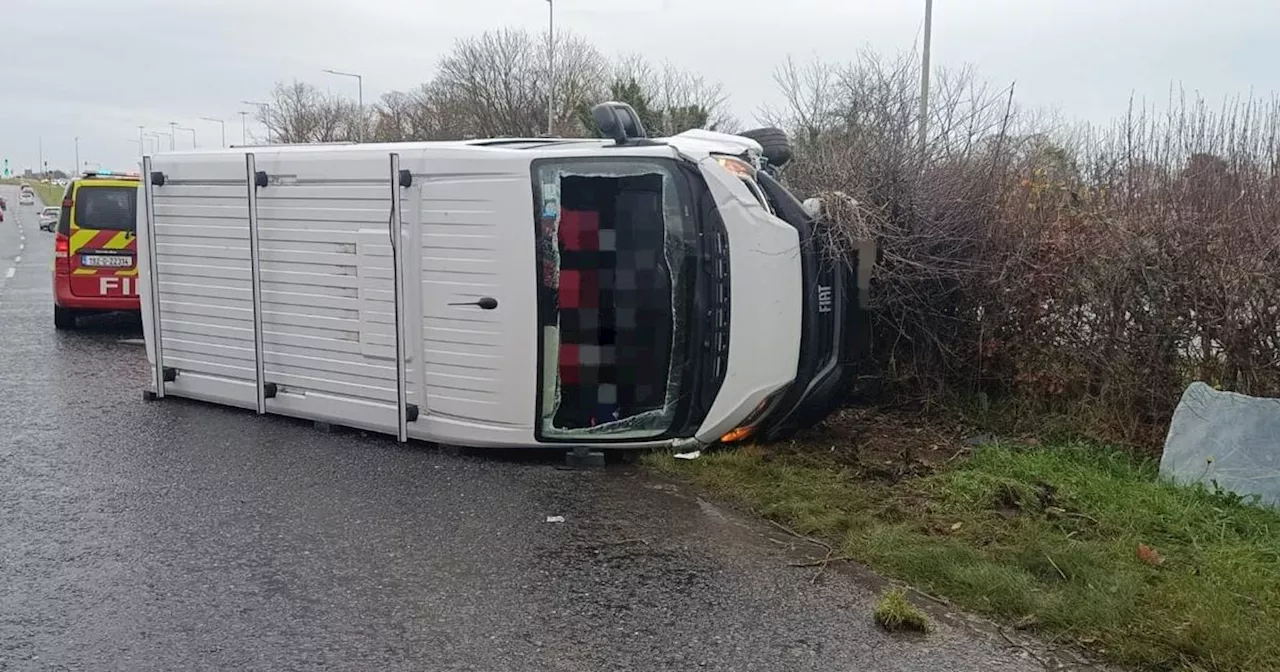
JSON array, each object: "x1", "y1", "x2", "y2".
[{"x1": 1, "y1": 0, "x2": 1276, "y2": 173}]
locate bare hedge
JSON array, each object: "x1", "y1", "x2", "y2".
[{"x1": 774, "y1": 52, "x2": 1280, "y2": 445}]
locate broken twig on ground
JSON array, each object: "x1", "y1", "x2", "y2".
[{"x1": 767, "y1": 518, "x2": 833, "y2": 551}]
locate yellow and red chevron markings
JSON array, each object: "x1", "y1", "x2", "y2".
[{"x1": 70, "y1": 228, "x2": 138, "y2": 277}]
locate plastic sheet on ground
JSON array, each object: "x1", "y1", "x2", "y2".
[{"x1": 1160, "y1": 382, "x2": 1280, "y2": 508}]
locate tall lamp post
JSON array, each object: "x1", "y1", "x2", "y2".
[
  {"x1": 131, "y1": 137, "x2": 155, "y2": 156},
  {"x1": 241, "y1": 100, "x2": 271, "y2": 144},
  {"x1": 168, "y1": 122, "x2": 178, "y2": 150},
  {"x1": 918, "y1": 0, "x2": 934, "y2": 154},
  {"x1": 546, "y1": 0, "x2": 555, "y2": 136},
  {"x1": 146, "y1": 132, "x2": 166, "y2": 154},
  {"x1": 201, "y1": 117, "x2": 226, "y2": 148},
  {"x1": 322, "y1": 69, "x2": 364, "y2": 141}
]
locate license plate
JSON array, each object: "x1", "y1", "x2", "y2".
[{"x1": 81, "y1": 254, "x2": 132, "y2": 268}]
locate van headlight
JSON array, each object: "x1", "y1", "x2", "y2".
[
  {"x1": 713, "y1": 155, "x2": 774, "y2": 214},
  {"x1": 714, "y1": 154, "x2": 757, "y2": 179},
  {"x1": 719, "y1": 389, "x2": 786, "y2": 444}
]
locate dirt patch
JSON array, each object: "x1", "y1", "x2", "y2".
[{"x1": 787, "y1": 406, "x2": 975, "y2": 480}]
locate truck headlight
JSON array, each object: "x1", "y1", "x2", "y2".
[
  {"x1": 720, "y1": 389, "x2": 786, "y2": 444},
  {"x1": 714, "y1": 155, "x2": 756, "y2": 179}
]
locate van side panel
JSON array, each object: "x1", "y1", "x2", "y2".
[
  {"x1": 407, "y1": 157, "x2": 540, "y2": 446},
  {"x1": 251, "y1": 151, "x2": 405, "y2": 434},
  {"x1": 143, "y1": 147, "x2": 542, "y2": 446}
]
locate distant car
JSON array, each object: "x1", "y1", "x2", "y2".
[
  {"x1": 38, "y1": 206, "x2": 60, "y2": 231},
  {"x1": 19, "y1": 188, "x2": 35, "y2": 206},
  {"x1": 0, "y1": 195, "x2": 7, "y2": 210}
]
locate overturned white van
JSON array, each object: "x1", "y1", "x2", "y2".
[{"x1": 137, "y1": 104, "x2": 857, "y2": 449}]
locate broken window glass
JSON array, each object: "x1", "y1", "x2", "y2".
[{"x1": 533, "y1": 158, "x2": 696, "y2": 440}]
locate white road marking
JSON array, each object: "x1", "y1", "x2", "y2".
[
  {"x1": 14, "y1": 256, "x2": 21, "y2": 263},
  {"x1": 4, "y1": 268, "x2": 14, "y2": 279}
]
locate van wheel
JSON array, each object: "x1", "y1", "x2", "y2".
[
  {"x1": 54, "y1": 307, "x2": 78, "y2": 330},
  {"x1": 739, "y1": 127, "x2": 793, "y2": 168}
]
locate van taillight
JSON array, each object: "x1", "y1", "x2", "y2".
[{"x1": 55, "y1": 233, "x2": 70, "y2": 260}]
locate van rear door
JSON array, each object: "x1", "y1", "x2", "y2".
[{"x1": 66, "y1": 180, "x2": 139, "y2": 298}]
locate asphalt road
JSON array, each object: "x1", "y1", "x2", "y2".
[{"x1": 0, "y1": 184, "x2": 1044, "y2": 672}]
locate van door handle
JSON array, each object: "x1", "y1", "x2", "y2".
[{"x1": 448, "y1": 297, "x2": 498, "y2": 310}]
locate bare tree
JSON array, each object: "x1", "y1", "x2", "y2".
[
  {"x1": 610, "y1": 56, "x2": 734, "y2": 134},
  {"x1": 372, "y1": 90, "x2": 415, "y2": 142},
  {"x1": 367, "y1": 30, "x2": 733, "y2": 142},
  {"x1": 257, "y1": 80, "x2": 362, "y2": 144},
  {"x1": 426, "y1": 28, "x2": 608, "y2": 138},
  {"x1": 759, "y1": 56, "x2": 841, "y2": 143}
]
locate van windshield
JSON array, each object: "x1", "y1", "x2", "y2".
[{"x1": 532, "y1": 158, "x2": 701, "y2": 440}]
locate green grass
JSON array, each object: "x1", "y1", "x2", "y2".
[
  {"x1": 646, "y1": 441, "x2": 1280, "y2": 671},
  {"x1": 874, "y1": 587, "x2": 930, "y2": 633},
  {"x1": 30, "y1": 182, "x2": 65, "y2": 206}
]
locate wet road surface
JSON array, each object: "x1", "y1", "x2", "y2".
[{"x1": 0, "y1": 185, "x2": 1043, "y2": 671}]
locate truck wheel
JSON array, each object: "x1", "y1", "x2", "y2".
[
  {"x1": 739, "y1": 127, "x2": 793, "y2": 168},
  {"x1": 54, "y1": 307, "x2": 77, "y2": 330}
]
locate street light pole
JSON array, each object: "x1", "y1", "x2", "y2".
[
  {"x1": 168, "y1": 122, "x2": 177, "y2": 150},
  {"x1": 240, "y1": 101, "x2": 270, "y2": 144},
  {"x1": 322, "y1": 69, "x2": 364, "y2": 141},
  {"x1": 238, "y1": 111, "x2": 249, "y2": 145},
  {"x1": 138, "y1": 125, "x2": 145, "y2": 155},
  {"x1": 75, "y1": 137, "x2": 80, "y2": 175},
  {"x1": 201, "y1": 117, "x2": 226, "y2": 148},
  {"x1": 178, "y1": 126, "x2": 197, "y2": 148},
  {"x1": 918, "y1": 0, "x2": 933, "y2": 154},
  {"x1": 547, "y1": 0, "x2": 555, "y2": 136}
]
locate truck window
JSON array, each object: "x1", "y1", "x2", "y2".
[
  {"x1": 73, "y1": 185, "x2": 137, "y2": 232},
  {"x1": 532, "y1": 158, "x2": 700, "y2": 441}
]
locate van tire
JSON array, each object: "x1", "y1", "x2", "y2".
[
  {"x1": 54, "y1": 307, "x2": 78, "y2": 330},
  {"x1": 739, "y1": 127, "x2": 793, "y2": 168}
]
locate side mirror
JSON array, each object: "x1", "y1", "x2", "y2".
[{"x1": 591, "y1": 101, "x2": 648, "y2": 145}]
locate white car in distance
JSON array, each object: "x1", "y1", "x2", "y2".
[{"x1": 38, "y1": 205, "x2": 60, "y2": 231}]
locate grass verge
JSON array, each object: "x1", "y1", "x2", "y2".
[
  {"x1": 646, "y1": 440, "x2": 1280, "y2": 671},
  {"x1": 30, "y1": 182, "x2": 65, "y2": 206},
  {"x1": 0, "y1": 178, "x2": 65, "y2": 206}
]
